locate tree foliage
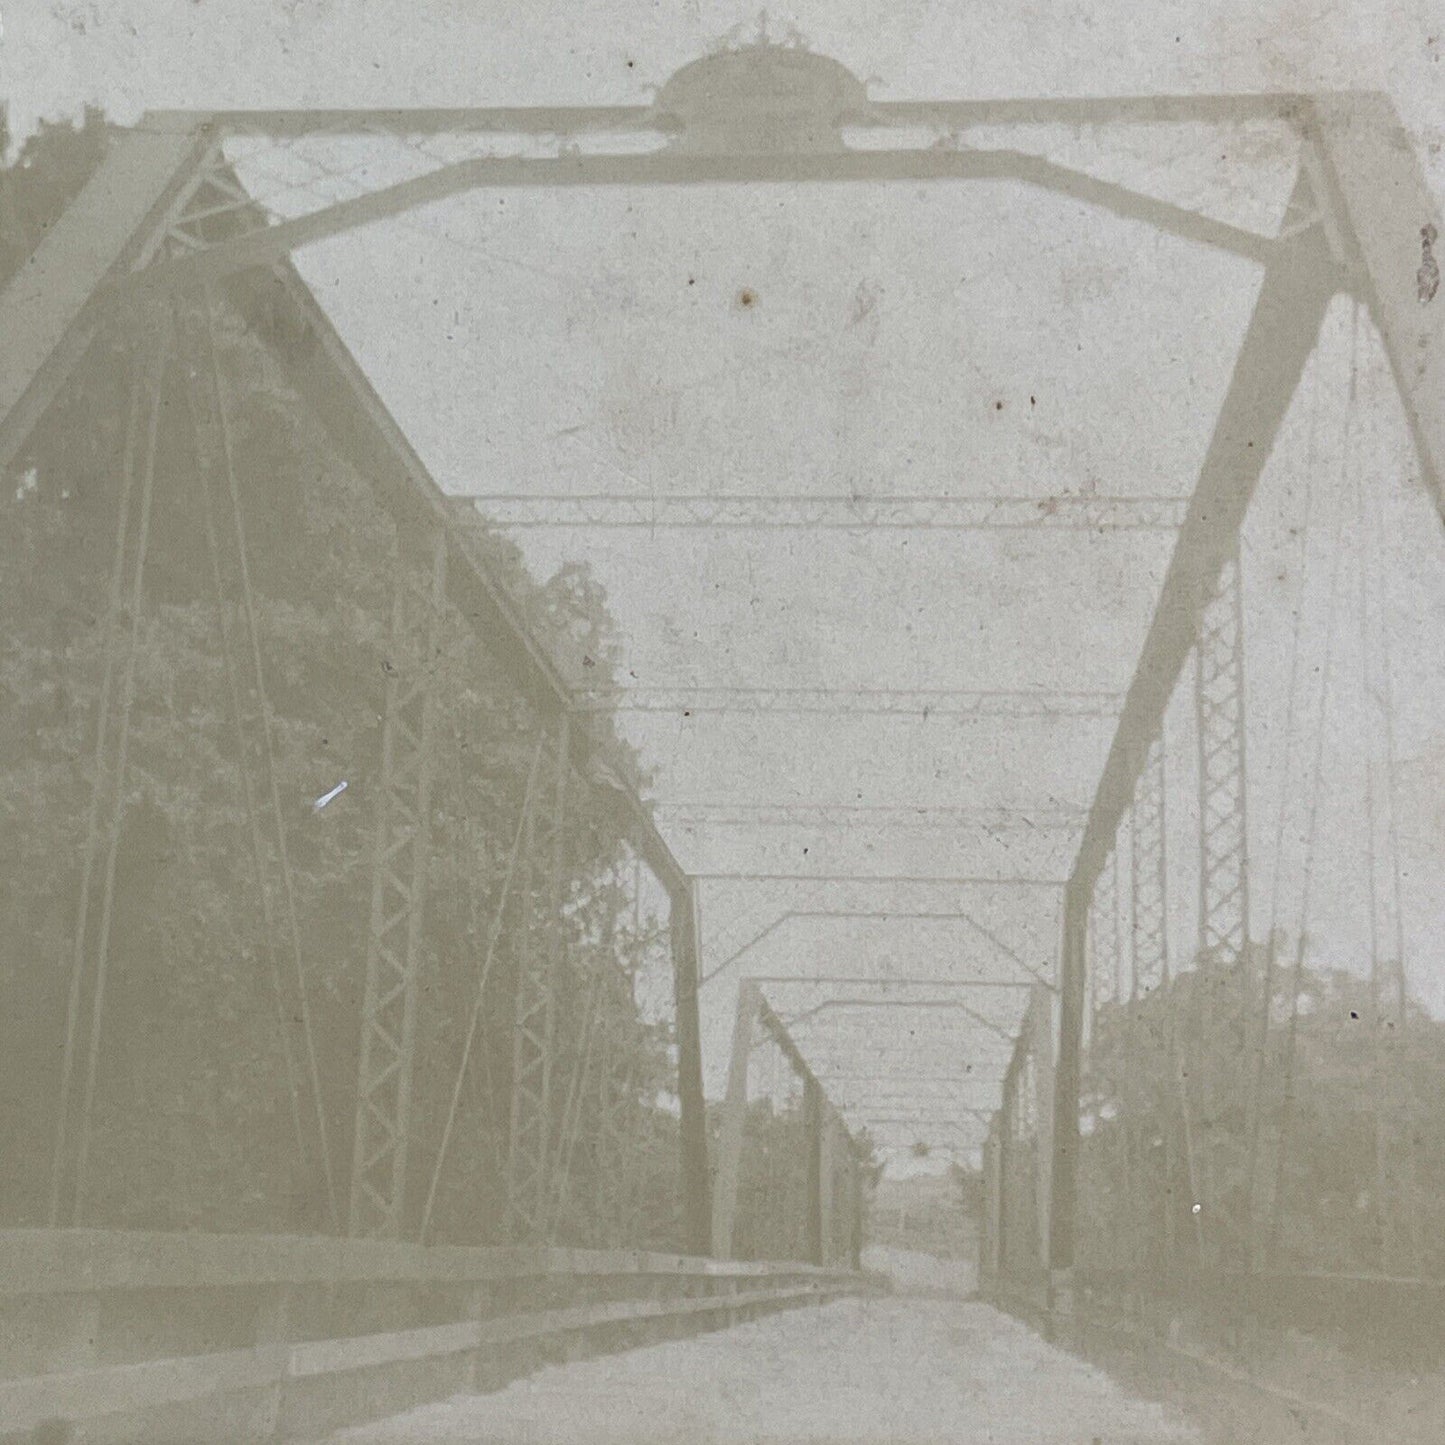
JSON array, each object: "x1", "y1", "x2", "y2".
[
  {"x1": 711, "y1": 1095, "x2": 877, "y2": 1264},
  {"x1": 0, "y1": 116, "x2": 684, "y2": 1246},
  {"x1": 1077, "y1": 945, "x2": 1445, "y2": 1279}
]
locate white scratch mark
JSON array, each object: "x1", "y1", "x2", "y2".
[{"x1": 313, "y1": 780, "x2": 348, "y2": 812}]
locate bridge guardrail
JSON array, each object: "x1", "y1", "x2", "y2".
[
  {"x1": 981, "y1": 1264, "x2": 1445, "y2": 1445},
  {"x1": 0, "y1": 1229, "x2": 879, "y2": 1442},
  {"x1": 1070, "y1": 1265, "x2": 1445, "y2": 1367}
]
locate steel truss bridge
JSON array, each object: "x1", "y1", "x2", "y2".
[{"x1": 1, "y1": 35, "x2": 1443, "y2": 1444}]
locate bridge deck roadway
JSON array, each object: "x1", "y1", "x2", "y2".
[{"x1": 318, "y1": 1253, "x2": 1197, "y2": 1445}]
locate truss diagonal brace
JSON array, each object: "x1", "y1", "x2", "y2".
[
  {"x1": 1307, "y1": 93, "x2": 1445, "y2": 514},
  {"x1": 49, "y1": 316, "x2": 171, "y2": 1228},
  {"x1": 0, "y1": 119, "x2": 212, "y2": 475},
  {"x1": 1054, "y1": 179, "x2": 1340, "y2": 1286},
  {"x1": 1070, "y1": 180, "x2": 1335, "y2": 905}
]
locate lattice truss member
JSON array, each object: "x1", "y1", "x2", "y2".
[
  {"x1": 1196, "y1": 549, "x2": 1250, "y2": 966},
  {"x1": 505, "y1": 717, "x2": 572, "y2": 1242},
  {"x1": 349, "y1": 531, "x2": 449, "y2": 1238},
  {"x1": 1087, "y1": 846, "x2": 1122, "y2": 1015},
  {"x1": 1130, "y1": 734, "x2": 1168, "y2": 996}
]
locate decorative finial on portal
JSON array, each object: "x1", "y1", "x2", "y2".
[{"x1": 652, "y1": 33, "x2": 874, "y2": 154}]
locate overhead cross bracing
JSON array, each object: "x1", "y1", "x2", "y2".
[
  {"x1": 810, "y1": 1072, "x2": 1003, "y2": 1085},
  {"x1": 576, "y1": 687, "x2": 1121, "y2": 717},
  {"x1": 782, "y1": 1025, "x2": 1021, "y2": 1060},
  {"x1": 665, "y1": 821, "x2": 1086, "y2": 886},
  {"x1": 858, "y1": 1113, "x2": 994, "y2": 1128},
  {"x1": 834, "y1": 1103, "x2": 1000, "y2": 1124},
  {"x1": 824, "y1": 1082, "x2": 1002, "y2": 1101},
  {"x1": 781, "y1": 999, "x2": 1020, "y2": 1039},
  {"x1": 786, "y1": 1032, "x2": 1020, "y2": 1064},
  {"x1": 77, "y1": 100, "x2": 1293, "y2": 311},
  {"x1": 653, "y1": 803, "x2": 1086, "y2": 830},
  {"x1": 691, "y1": 870, "x2": 1066, "y2": 884},
  {"x1": 697, "y1": 891, "x2": 1063, "y2": 995},
  {"x1": 460, "y1": 494, "x2": 1189, "y2": 531}
]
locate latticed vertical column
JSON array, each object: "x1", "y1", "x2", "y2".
[
  {"x1": 1131, "y1": 735, "x2": 1168, "y2": 996},
  {"x1": 1088, "y1": 848, "x2": 1121, "y2": 1017},
  {"x1": 348, "y1": 529, "x2": 448, "y2": 1239},
  {"x1": 1196, "y1": 550, "x2": 1249, "y2": 965},
  {"x1": 505, "y1": 716, "x2": 571, "y2": 1242}
]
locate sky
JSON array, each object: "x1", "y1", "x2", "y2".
[{"x1": 4, "y1": 0, "x2": 1445, "y2": 1164}]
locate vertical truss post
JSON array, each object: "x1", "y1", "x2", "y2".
[
  {"x1": 981, "y1": 1119, "x2": 1003, "y2": 1285},
  {"x1": 1195, "y1": 548, "x2": 1250, "y2": 966},
  {"x1": 711, "y1": 979, "x2": 762, "y2": 1258},
  {"x1": 595, "y1": 1045, "x2": 640, "y2": 1248},
  {"x1": 1193, "y1": 550, "x2": 1249, "y2": 1262},
  {"x1": 1305, "y1": 88, "x2": 1444, "y2": 1279},
  {"x1": 348, "y1": 528, "x2": 448, "y2": 1239},
  {"x1": 1131, "y1": 736, "x2": 1169, "y2": 995},
  {"x1": 543, "y1": 950, "x2": 604, "y2": 1241},
  {"x1": 1048, "y1": 879, "x2": 1085, "y2": 1307},
  {"x1": 1028, "y1": 983, "x2": 1057, "y2": 1282},
  {"x1": 818, "y1": 1111, "x2": 837, "y2": 1266},
  {"x1": 997, "y1": 1059, "x2": 1018, "y2": 1277},
  {"x1": 804, "y1": 1077, "x2": 824, "y2": 1266},
  {"x1": 671, "y1": 878, "x2": 712, "y2": 1255},
  {"x1": 847, "y1": 1142, "x2": 864, "y2": 1271},
  {"x1": 505, "y1": 716, "x2": 570, "y2": 1243}
]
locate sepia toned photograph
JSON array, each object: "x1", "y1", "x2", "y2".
[{"x1": 1, "y1": 2, "x2": 1444, "y2": 1440}]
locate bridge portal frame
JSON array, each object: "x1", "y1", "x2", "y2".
[
  {"x1": 2, "y1": 43, "x2": 1442, "y2": 1277},
  {"x1": 711, "y1": 979, "x2": 863, "y2": 1268}
]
